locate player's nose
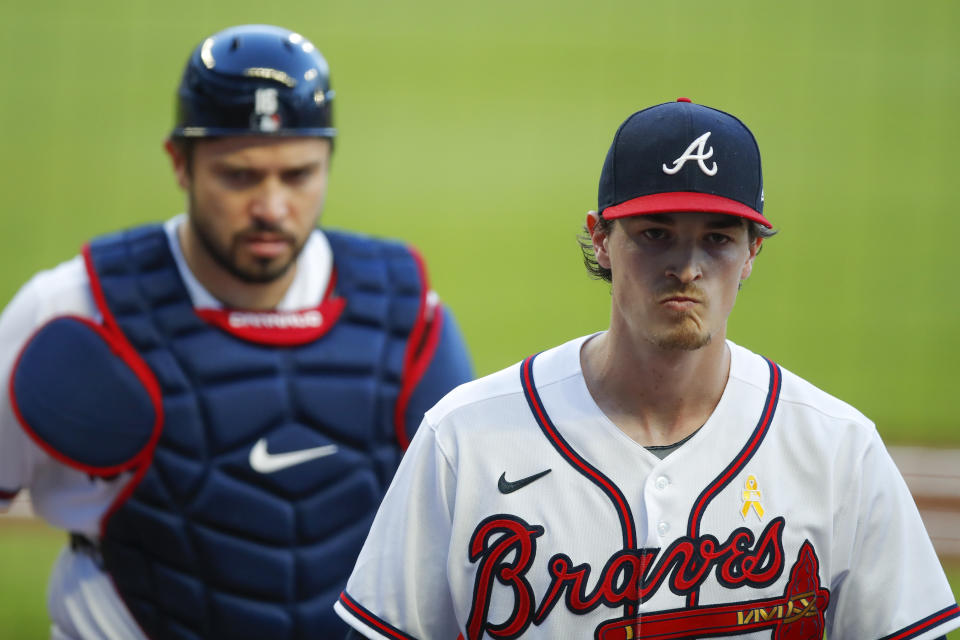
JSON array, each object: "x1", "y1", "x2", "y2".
[
  {"x1": 249, "y1": 180, "x2": 290, "y2": 223},
  {"x1": 664, "y1": 244, "x2": 703, "y2": 283}
]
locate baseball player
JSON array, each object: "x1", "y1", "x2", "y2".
[
  {"x1": 335, "y1": 99, "x2": 960, "y2": 639},
  {"x1": 0, "y1": 24, "x2": 473, "y2": 640}
]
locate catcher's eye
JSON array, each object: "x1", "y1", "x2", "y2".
[{"x1": 219, "y1": 168, "x2": 259, "y2": 187}]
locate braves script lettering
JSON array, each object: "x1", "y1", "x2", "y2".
[
  {"x1": 467, "y1": 516, "x2": 545, "y2": 639},
  {"x1": 466, "y1": 515, "x2": 786, "y2": 640}
]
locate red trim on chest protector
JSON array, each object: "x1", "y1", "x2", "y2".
[
  {"x1": 80, "y1": 245, "x2": 167, "y2": 534},
  {"x1": 9, "y1": 314, "x2": 163, "y2": 478},
  {"x1": 194, "y1": 297, "x2": 346, "y2": 346},
  {"x1": 194, "y1": 269, "x2": 346, "y2": 346},
  {"x1": 392, "y1": 246, "x2": 433, "y2": 450}
]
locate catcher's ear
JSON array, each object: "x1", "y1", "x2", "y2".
[{"x1": 165, "y1": 139, "x2": 190, "y2": 191}]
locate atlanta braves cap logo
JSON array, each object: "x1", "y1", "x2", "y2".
[
  {"x1": 597, "y1": 98, "x2": 771, "y2": 228},
  {"x1": 662, "y1": 131, "x2": 717, "y2": 176}
]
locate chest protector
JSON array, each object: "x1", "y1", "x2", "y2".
[{"x1": 14, "y1": 225, "x2": 431, "y2": 639}]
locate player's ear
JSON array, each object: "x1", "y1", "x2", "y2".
[
  {"x1": 740, "y1": 237, "x2": 762, "y2": 281},
  {"x1": 587, "y1": 211, "x2": 613, "y2": 270},
  {"x1": 164, "y1": 139, "x2": 191, "y2": 191}
]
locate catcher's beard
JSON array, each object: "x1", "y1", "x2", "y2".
[{"x1": 188, "y1": 195, "x2": 307, "y2": 284}]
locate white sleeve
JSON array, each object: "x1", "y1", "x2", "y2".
[
  {"x1": 828, "y1": 429, "x2": 960, "y2": 640},
  {"x1": 0, "y1": 274, "x2": 52, "y2": 505},
  {"x1": 335, "y1": 417, "x2": 461, "y2": 639},
  {"x1": 0, "y1": 257, "x2": 99, "y2": 515}
]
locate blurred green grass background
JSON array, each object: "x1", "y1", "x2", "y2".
[{"x1": 1, "y1": 0, "x2": 958, "y2": 636}]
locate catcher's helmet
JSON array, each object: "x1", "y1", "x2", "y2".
[{"x1": 171, "y1": 24, "x2": 336, "y2": 138}]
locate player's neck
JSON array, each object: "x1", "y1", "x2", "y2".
[
  {"x1": 179, "y1": 225, "x2": 295, "y2": 310},
  {"x1": 580, "y1": 329, "x2": 730, "y2": 447}
]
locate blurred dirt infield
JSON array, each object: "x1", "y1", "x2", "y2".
[
  {"x1": 3, "y1": 446, "x2": 959, "y2": 559},
  {"x1": 889, "y1": 446, "x2": 960, "y2": 560}
]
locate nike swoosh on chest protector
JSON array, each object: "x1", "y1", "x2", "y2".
[{"x1": 249, "y1": 438, "x2": 339, "y2": 474}]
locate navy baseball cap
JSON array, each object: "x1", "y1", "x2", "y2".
[{"x1": 598, "y1": 98, "x2": 770, "y2": 228}]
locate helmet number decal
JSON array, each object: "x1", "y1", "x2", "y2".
[{"x1": 253, "y1": 88, "x2": 281, "y2": 132}]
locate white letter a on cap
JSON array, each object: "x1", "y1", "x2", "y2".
[{"x1": 663, "y1": 132, "x2": 717, "y2": 176}]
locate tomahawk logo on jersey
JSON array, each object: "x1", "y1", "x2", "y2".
[{"x1": 335, "y1": 336, "x2": 960, "y2": 640}]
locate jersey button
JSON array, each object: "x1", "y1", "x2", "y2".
[
  {"x1": 657, "y1": 521, "x2": 670, "y2": 537},
  {"x1": 655, "y1": 476, "x2": 669, "y2": 490}
]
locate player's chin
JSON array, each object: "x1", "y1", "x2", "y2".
[
  {"x1": 232, "y1": 255, "x2": 296, "y2": 284},
  {"x1": 651, "y1": 323, "x2": 711, "y2": 351}
]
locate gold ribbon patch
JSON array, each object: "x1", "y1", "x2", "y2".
[{"x1": 741, "y1": 475, "x2": 765, "y2": 520}]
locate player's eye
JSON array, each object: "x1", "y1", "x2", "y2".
[
  {"x1": 641, "y1": 228, "x2": 669, "y2": 241},
  {"x1": 705, "y1": 232, "x2": 732, "y2": 245},
  {"x1": 220, "y1": 169, "x2": 259, "y2": 187},
  {"x1": 282, "y1": 166, "x2": 316, "y2": 184}
]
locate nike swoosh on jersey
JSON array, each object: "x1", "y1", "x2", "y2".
[
  {"x1": 249, "y1": 438, "x2": 339, "y2": 474},
  {"x1": 498, "y1": 469, "x2": 552, "y2": 494}
]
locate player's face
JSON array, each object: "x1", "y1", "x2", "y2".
[
  {"x1": 170, "y1": 137, "x2": 331, "y2": 284},
  {"x1": 592, "y1": 212, "x2": 761, "y2": 351}
]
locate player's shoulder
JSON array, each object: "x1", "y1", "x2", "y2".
[
  {"x1": 425, "y1": 335, "x2": 589, "y2": 427},
  {"x1": 424, "y1": 359, "x2": 525, "y2": 427},
  {"x1": 2, "y1": 255, "x2": 93, "y2": 325},
  {"x1": 24, "y1": 254, "x2": 89, "y2": 291},
  {"x1": 322, "y1": 227, "x2": 414, "y2": 256},
  {"x1": 730, "y1": 341, "x2": 875, "y2": 434},
  {"x1": 320, "y1": 227, "x2": 431, "y2": 289}
]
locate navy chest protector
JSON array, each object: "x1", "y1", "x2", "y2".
[{"x1": 12, "y1": 225, "x2": 438, "y2": 639}]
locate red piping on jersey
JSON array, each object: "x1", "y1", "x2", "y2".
[
  {"x1": 338, "y1": 591, "x2": 419, "y2": 640},
  {"x1": 520, "y1": 353, "x2": 638, "y2": 618},
  {"x1": 80, "y1": 245, "x2": 167, "y2": 537},
  {"x1": 879, "y1": 604, "x2": 960, "y2": 640},
  {"x1": 520, "y1": 355, "x2": 636, "y2": 546},
  {"x1": 8, "y1": 314, "x2": 163, "y2": 479},
  {"x1": 393, "y1": 245, "x2": 434, "y2": 450},
  {"x1": 685, "y1": 357, "x2": 782, "y2": 608}
]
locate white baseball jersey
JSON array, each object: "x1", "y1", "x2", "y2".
[
  {"x1": 0, "y1": 215, "x2": 333, "y2": 640},
  {"x1": 336, "y1": 334, "x2": 960, "y2": 640}
]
